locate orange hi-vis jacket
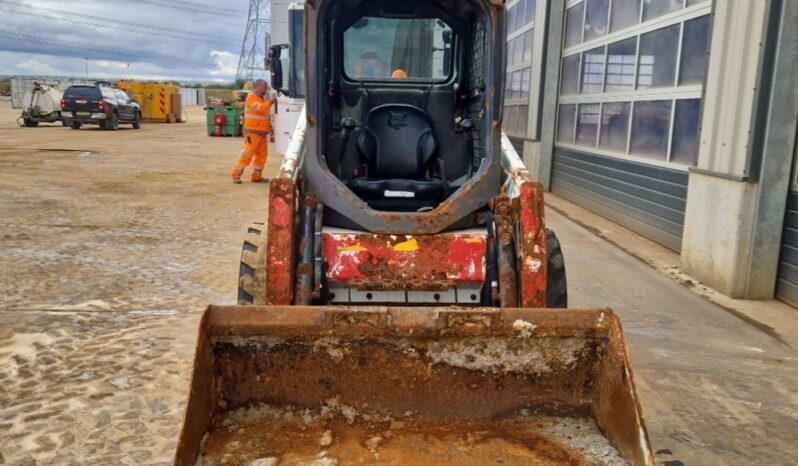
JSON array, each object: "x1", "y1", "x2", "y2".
[{"x1": 243, "y1": 93, "x2": 272, "y2": 135}]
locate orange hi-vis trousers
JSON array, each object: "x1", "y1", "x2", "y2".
[{"x1": 232, "y1": 133, "x2": 268, "y2": 180}]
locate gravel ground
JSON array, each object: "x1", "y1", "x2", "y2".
[
  {"x1": 0, "y1": 99, "x2": 276, "y2": 465},
  {"x1": 1, "y1": 96, "x2": 796, "y2": 466}
]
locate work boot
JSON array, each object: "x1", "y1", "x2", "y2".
[
  {"x1": 231, "y1": 168, "x2": 243, "y2": 184},
  {"x1": 251, "y1": 171, "x2": 267, "y2": 183}
]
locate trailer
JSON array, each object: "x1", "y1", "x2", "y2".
[{"x1": 17, "y1": 82, "x2": 64, "y2": 127}]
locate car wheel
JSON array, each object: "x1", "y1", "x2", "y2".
[
  {"x1": 71, "y1": 121, "x2": 82, "y2": 130},
  {"x1": 105, "y1": 112, "x2": 118, "y2": 131},
  {"x1": 132, "y1": 111, "x2": 141, "y2": 129}
]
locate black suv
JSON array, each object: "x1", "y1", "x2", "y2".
[{"x1": 61, "y1": 85, "x2": 142, "y2": 130}]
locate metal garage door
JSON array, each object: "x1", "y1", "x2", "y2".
[
  {"x1": 776, "y1": 191, "x2": 798, "y2": 305},
  {"x1": 508, "y1": 136, "x2": 525, "y2": 156},
  {"x1": 550, "y1": 148, "x2": 689, "y2": 251}
]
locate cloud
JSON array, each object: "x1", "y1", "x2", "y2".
[
  {"x1": 209, "y1": 50, "x2": 238, "y2": 78},
  {"x1": 16, "y1": 58, "x2": 60, "y2": 75},
  {"x1": 0, "y1": 0, "x2": 254, "y2": 82}
]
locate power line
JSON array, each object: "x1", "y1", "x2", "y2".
[
  {"x1": 0, "y1": 0, "x2": 237, "y2": 41},
  {"x1": 0, "y1": 30, "x2": 218, "y2": 67},
  {"x1": 115, "y1": 0, "x2": 243, "y2": 18},
  {"x1": 0, "y1": 7, "x2": 240, "y2": 46},
  {"x1": 236, "y1": 0, "x2": 270, "y2": 83},
  {"x1": 153, "y1": 0, "x2": 243, "y2": 15}
]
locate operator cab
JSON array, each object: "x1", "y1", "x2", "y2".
[{"x1": 322, "y1": 3, "x2": 484, "y2": 213}]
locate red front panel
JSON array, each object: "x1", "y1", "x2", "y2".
[{"x1": 323, "y1": 231, "x2": 487, "y2": 288}]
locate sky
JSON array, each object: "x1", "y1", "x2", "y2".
[{"x1": 0, "y1": 0, "x2": 266, "y2": 83}]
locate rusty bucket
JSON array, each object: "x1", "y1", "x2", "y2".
[{"x1": 175, "y1": 306, "x2": 654, "y2": 466}]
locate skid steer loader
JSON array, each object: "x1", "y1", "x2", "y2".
[{"x1": 176, "y1": 0, "x2": 654, "y2": 464}]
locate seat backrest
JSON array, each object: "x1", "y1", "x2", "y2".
[{"x1": 356, "y1": 104, "x2": 437, "y2": 178}]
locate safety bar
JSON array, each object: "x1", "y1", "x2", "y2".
[
  {"x1": 276, "y1": 105, "x2": 307, "y2": 182},
  {"x1": 500, "y1": 131, "x2": 533, "y2": 187}
]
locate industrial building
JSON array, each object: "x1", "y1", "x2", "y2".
[{"x1": 509, "y1": 0, "x2": 797, "y2": 305}]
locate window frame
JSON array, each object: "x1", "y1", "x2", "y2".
[
  {"x1": 341, "y1": 16, "x2": 455, "y2": 84},
  {"x1": 556, "y1": 0, "x2": 711, "y2": 169},
  {"x1": 503, "y1": 0, "x2": 545, "y2": 140}
]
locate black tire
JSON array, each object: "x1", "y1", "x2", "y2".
[
  {"x1": 24, "y1": 118, "x2": 38, "y2": 127},
  {"x1": 238, "y1": 221, "x2": 268, "y2": 305},
  {"x1": 546, "y1": 228, "x2": 568, "y2": 308},
  {"x1": 71, "y1": 121, "x2": 82, "y2": 130},
  {"x1": 105, "y1": 112, "x2": 119, "y2": 131},
  {"x1": 132, "y1": 111, "x2": 141, "y2": 129}
]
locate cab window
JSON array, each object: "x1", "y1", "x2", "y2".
[
  {"x1": 344, "y1": 17, "x2": 453, "y2": 81},
  {"x1": 114, "y1": 90, "x2": 129, "y2": 103}
]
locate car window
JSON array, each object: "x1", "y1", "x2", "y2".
[
  {"x1": 101, "y1": 88, "x2": 116, "y2": 100},
  {"x1": 114, "y1": 90, "x2": 129, "y2": 103},
  {"x1": 65, "y1": 86, "x2": 101, "y2": 98},
  {"x1": 344, "y1": 17, "x2": 453, "y2": 81}
]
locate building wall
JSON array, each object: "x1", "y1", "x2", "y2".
[
  {"x1": 547, "y1": 0, "x2": 712, "y2": 251},
  {"x1": 503, "y1": 0, "x2": 545, "y2": 151},
  {"x1": 527, "y1": 0, "x2": 798, "y2": 303}
]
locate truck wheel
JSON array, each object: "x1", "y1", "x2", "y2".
[
  {"x1": 546, "y1": 228, "x2": 567, "y2": 308},
  {"x1": 132, "y1": 111, "x2": 141, "y2": 129},
  {"x1": 105, "y1": 112, "x2": 119, "y2": 131},
  {"x1": 238, "y1": 221, "x2": 269, "y2": 305},
  {"x1": 71, "y1": 121, "x2": 82, "y2": 130}
]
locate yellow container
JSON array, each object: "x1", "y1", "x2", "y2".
[
  {"x1": 118, "y1": 80, "x2": 146, "y2": 110},
  {"x1": 119, "y1": 81, "x2": 182, "y2": 122}
]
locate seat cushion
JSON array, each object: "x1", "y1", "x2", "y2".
[
  {"x1": 356, "y1": 104, "x2": 437, "y2": 179},
  {"x1": 349, "y1": 178, "x2": 446, "y2": 211}
]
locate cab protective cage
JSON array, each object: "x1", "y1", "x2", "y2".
[{"x1": 303, "y1": 0, "x2": 506, "y2": 234}]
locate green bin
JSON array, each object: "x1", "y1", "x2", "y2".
[{"x1": 206, "y1": 106, "x2": 242, "y2": 137}]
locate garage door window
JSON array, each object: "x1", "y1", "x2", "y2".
[
  {"x1": 555, "y1": 0, "x2": 711, "y2": 168},
  {"x1": 504, "y1": 0, "x2": 542, "y2": 139}
]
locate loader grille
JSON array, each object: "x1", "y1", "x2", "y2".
[{"x1": 468, "y1": 18, "x2": 486, "y2": 173}]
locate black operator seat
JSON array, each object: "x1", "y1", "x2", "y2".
[{"x1": 348, "y1": 104, "x2": 447, "y2": 212}]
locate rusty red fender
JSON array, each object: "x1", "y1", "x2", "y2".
[
  {"x1": 323, "y1": 231, "x2": 487, "y2": 290},
  {"x1": 265, "y1": 178, "x2": 297, "y2": 304},
  {"x1": 517, "y1": 181, "x2": 548, "y2": 307}
]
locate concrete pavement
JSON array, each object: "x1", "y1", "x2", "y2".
[{"x1": 547, "y1": 204, "x2": 798, "y2": 465}]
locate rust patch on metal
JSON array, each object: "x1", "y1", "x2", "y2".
[
  {"x1": 265, "y1": 178, "x2": 297, "y2": 305},
  {"x1": 198, "y1": 411, "x2": 627, "y2": 466},
  {"x1": 491, "y1": 189, "x2": 514, "y2": 246},
  {"x1": 517, "y1": 182, "x2": 547, "y2": 308},
  {"x1": 491, "y1": 189, "x2": 519, "y2": 307},
  {"x1": 175, "y1": 306, "x2": 654, "y2": 466}
]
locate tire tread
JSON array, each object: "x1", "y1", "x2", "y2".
[{"x1": 546, "y1": 228, "x2": 568, "y2": 308}]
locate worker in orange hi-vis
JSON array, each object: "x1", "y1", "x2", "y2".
[{"x1": 231, "y1": 79, "x2": 275, "y2": 184}]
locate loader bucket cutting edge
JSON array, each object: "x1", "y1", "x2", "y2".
[{"x1": 176, "y1": 306, "x2": 654, "y2": 466}]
